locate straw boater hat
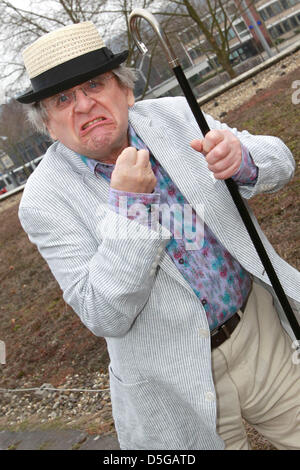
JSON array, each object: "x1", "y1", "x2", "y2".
[{"x1": 16, "y1": 22, "x2": 128, "y2": 104}]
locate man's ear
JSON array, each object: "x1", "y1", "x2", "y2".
[{"x1": 127, "y1": 88, "x2": 135, "y2": 107}]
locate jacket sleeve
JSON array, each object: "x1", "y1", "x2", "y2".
[
  {"x1": 19, "y1": 204, "x2": 171, "y2": 338},
  {"x1": 203, "y1": 111, "x2": 295, "y2": 199},
  {"x1": 170, "y1": 96, "x2": 295, "y2": 199}
]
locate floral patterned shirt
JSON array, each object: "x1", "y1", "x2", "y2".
[{"x1": 80, "y1": 125, "x2": 257, "y2": 330}]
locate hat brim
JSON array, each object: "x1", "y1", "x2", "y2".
[{"x1": 16, "y1": 49, "x2": 129, "y2": 104}]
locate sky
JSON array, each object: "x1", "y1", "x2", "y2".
[{"x1": 0, "y1": 1, "x2": 65, "y2": 103}]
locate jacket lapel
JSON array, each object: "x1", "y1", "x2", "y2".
[{"x1": 58, "y1": 142, "x2": 111, "y2": 202}]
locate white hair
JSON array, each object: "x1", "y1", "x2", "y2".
[{"x1": 24, "y1": 65, "x2": 137, "y2": 136}]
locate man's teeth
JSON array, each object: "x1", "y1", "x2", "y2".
[{"x1": 82, "y1": 118, "x2": 104, "y2": 130}]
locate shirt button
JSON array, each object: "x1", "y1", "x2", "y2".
[
  {"x1": 201, "y1": 298, "x2": 207, "y2": 306},
  {"x1": 178, "y1": 258, "x2": 184, "y2": 264},
  {"x1": 205, "y1": 392, "x2": 215, "y2": 402}
]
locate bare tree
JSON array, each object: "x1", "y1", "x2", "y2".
[
  {"x1": 0, "y1": 0, "x2": 259, "y2": 100},
  {"x1": 0, "y1": 0, "x2": 161, "y2": 99},
  {"x1": 0, "y1": 99, "x2": 34, "y2": 170},
  {"x1": 153, "y1": 0, "x2": 258, "y2": 79},
  {"x1": 0, "y1": 0, "x2": 123, "y2": 98}
]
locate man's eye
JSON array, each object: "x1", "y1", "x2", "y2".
[
  {"x1": 58, "y1": 94, "x2": 69, "y2": 103},
  {"x1": 88, "y1": 80, "x2": 103, "y2": 90},
  {"x1": 51, "y1": 93, "x2": 71, "y2": 108}
]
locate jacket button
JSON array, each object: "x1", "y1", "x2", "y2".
[
  {"x1": 205, "y1": 391, "x2": 215, "y2": 402},
  {"x1": 199, "y1": 328, "x2": 210, "y2": 338}
]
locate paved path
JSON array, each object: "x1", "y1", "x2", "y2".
[{"x1": 0, "y1": 429, "x2": 120, "y2": 450}]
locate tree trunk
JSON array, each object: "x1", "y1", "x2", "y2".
[
  {"x1": 182, "y1": 0, "x2": 236, "y2": 79},
  {"x1": 216, "y1": 50, "x2": 236, "y2": 78}
]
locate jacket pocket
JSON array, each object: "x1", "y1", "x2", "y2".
[{"x1": 108, "y1": 365, "x2": 184, "y2": 450}]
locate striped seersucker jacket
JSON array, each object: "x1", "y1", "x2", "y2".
[{"x1": 18, "y1": 97, "x2": 300, "y2": 450}]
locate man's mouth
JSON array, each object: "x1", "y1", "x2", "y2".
[{"x1": 81, "y1": 117, "x2": 106, "y2": 130}]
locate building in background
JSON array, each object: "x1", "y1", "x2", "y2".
[
  {"x1": 256, "y1": 0, "x2": 300, "y2": 42},
  {"x1": 0, "y1": 133, "x2": 51, "y2": 193},
  {"x1": 1, "y1": 1, "x2": 299, "y2": 194},
  {"x1": 135, "y1": 0, "x2": 300, "y2": 100}
]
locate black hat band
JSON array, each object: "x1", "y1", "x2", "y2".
[{"x1": 30, "y1": 47, "x2": 115, "y2": 93}]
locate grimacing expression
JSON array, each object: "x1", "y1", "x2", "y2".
[{"x1": 43, "y1": 72, "x2": 135, "y2": 164}]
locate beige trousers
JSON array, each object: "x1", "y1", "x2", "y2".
[{"x1": 212, "y1": 282, "x2": 300, "y2": 450}]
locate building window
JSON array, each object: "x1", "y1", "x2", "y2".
[
  {"x1": 226, "y1": 3, "x2": 237, "y2": 18},
  {"x1": 181, "y1": 27, "x2": 198, "y2": 44},
  {"x1": 266, "y1": 6, "x2": 274, "y2": 17},
  {"x1": 280, "y1": 0, "x2": 290, "y2": 9},
  {"x1": 216, "y1": 11, "x2": 225, "y2": 24},
  {"x1": 229, "y1": 50, "x2": 240, "y2": 65},
  {"x1": 273, "y1": 1, "x2": 283, "y2": 13},
  {"x1": 188, "y1": 49, "x2": 195, "y2": 60},
  {"x1": 215, "y1": 34, "x2": 222, "y2": 45},
  {"x1": 235, "y1": 21, "x2": 247, "y2": 32},
  {"x1": 260, "y1": 0, "x2": 299, "y2": 20},
  {"x1": 259, "y1": 9, "x2": 268, "y2": 21},
  {"x1": 235, "y1": 20, "x2": 249, "y2": 37},
  {"x1": 228, "y1": 27, "x2": 236, "y2": 39},
  {"x1": 275, "y1": 23, "x2": 285, "y2": 35},
  {"x1": 290, "y1": 15, "x2": 298, "y2": 27},
  {"x1": 229, "y1": 45, "x2": 252, "y2": 65},
  {"x1": 282, "y1": 19, "x2": 292, "y2": 30},
  {"x1": 266, "y1": 3, "x2": 282, "y2": 18},
  {"x1": 194, "y1": 45, "x2": 203, "y2": 57}
]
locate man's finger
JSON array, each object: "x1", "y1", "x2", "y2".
[
  {"x1": 207, "y1": 153, "x2": 233, "y2": 173},
  {"x1": 202, "y1": 130, "x2": 224, "y2": 155},
  {"x1": 136, "y1": 149, "x2": 150, "y2": 168},
  {"x1": 205, "y1": 140, "x2": 230, "y2": 166},
  {"x1": 116, "y1": 146, "x2": 137, "y2": 166}
]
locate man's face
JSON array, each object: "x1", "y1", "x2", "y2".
[{"x1": 43, "y1": 72, "x2": 135, "y2": 164}]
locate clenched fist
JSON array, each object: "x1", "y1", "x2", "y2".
[
  {"x1": 191, "y1": 129, "x2": 242, "y2": 180},
  {"x1": 110, "y1": 147, "x2": 157, "y2": 193}
]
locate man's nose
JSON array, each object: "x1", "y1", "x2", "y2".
[{"x1": 73, "y1": 88, "x2": 96, "y2": 112}]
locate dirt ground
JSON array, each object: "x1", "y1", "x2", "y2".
[
  {"x1": 0, "y1": 65, "x2": 299, "y2": 449},
  {"x1": 226, "y1": 67, "x2": 300, "y2": 273}
]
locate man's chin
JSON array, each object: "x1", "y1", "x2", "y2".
[
  {"x1": 79, "y1": 136, "x2": 127, "y2": 164},
  {"x1": 75, "y1": 134, "x2": 112, "y2": 159}
]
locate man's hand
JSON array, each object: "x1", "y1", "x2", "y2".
[
  {"x1": 191, "y1": 129, "x2": 242, "y2": 180},
  {"x1": 110, "y1": 147, "x2": 157, "y2": 193}
]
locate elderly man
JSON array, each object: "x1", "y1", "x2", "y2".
[{"x1": 17, "y1": 22, "x2": 300, "y2": 450}]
